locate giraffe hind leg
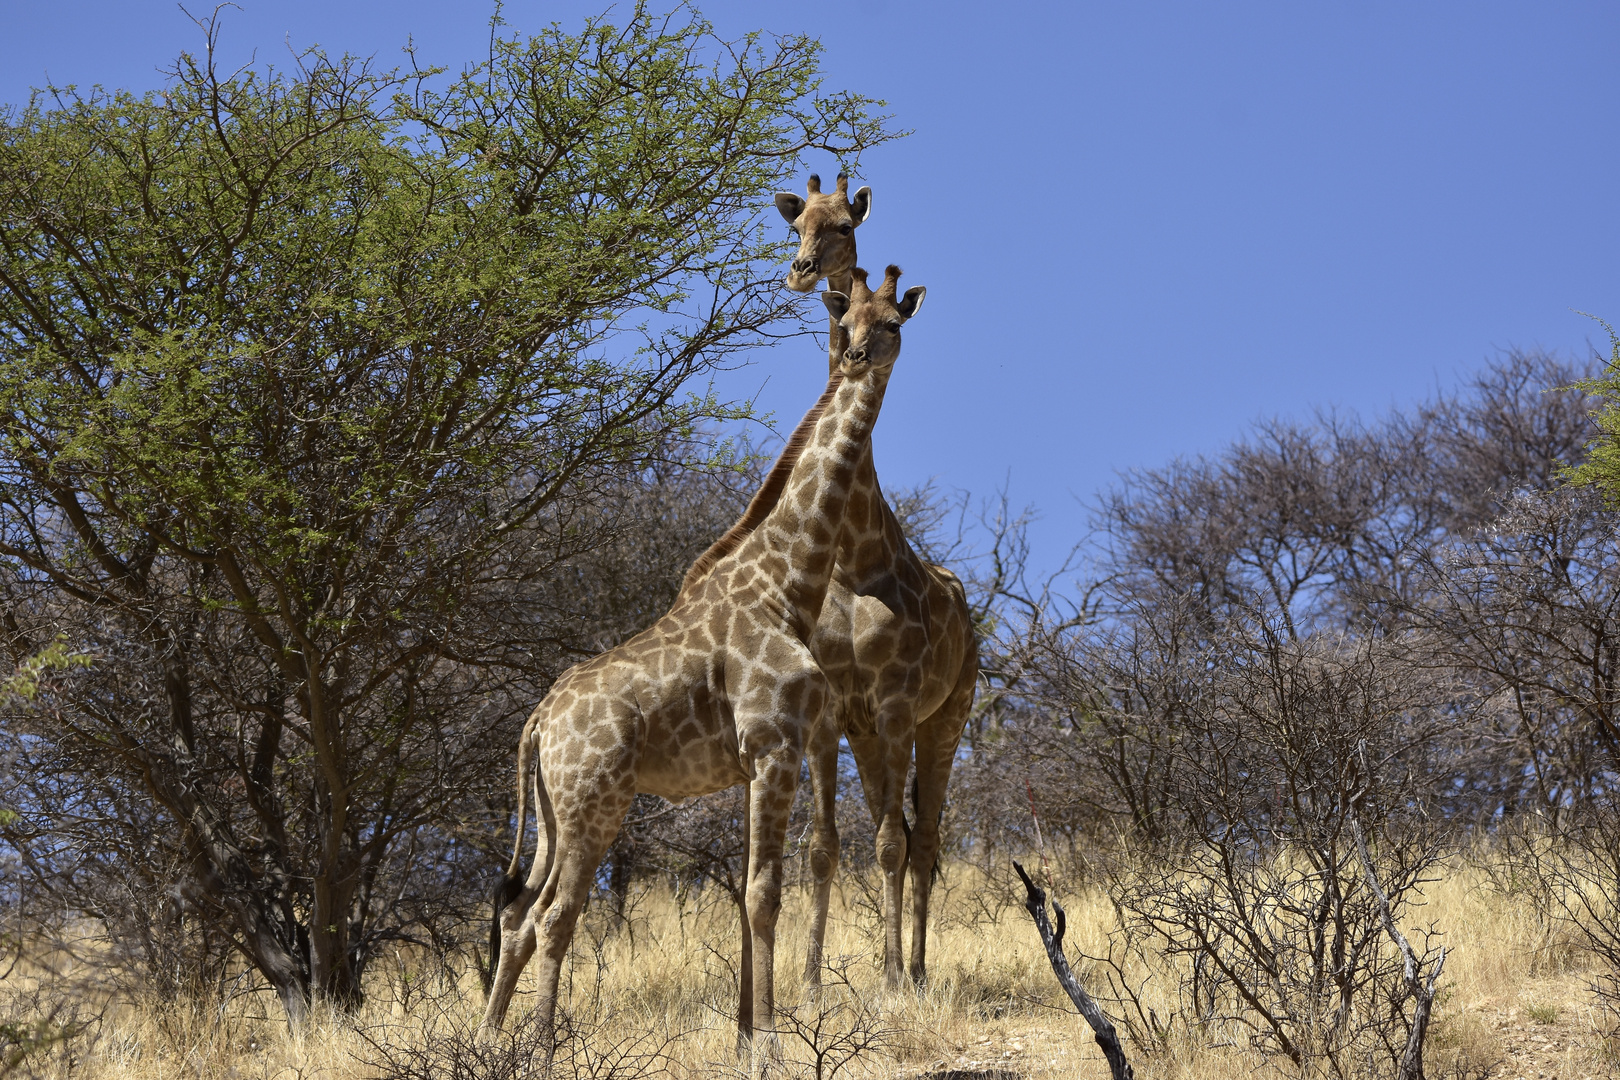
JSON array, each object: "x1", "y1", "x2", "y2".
[
  {"x1": 480, "y1": 740, "x2": 630, "y2": 1045},
  {"x1": 486, "y1": 738, "x2": 556, "y2": 997},
  {"x1": 907, "y1": 654, "x2": 976, "y2": 987},
  {"x1": 480, "y1": 871, "x2": 547, "y2": 1039},
  {"x1": 481, "y1": 838, "x2": 566, "y2": 1038}
]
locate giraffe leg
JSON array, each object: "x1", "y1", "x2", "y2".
[
  {"x1": 480, "y1": 744, "x2": 559, "y2": 1039},
  {"x1": 850, "y1": 719, "x2": 913, "y2": 990},
  {"x1": 907, "y1": 655, "x2": 975, "y2": 986},
  {"x1": 801, "y1": 712, "x2": 842, "y2": 997},
  {"x1": 524, "y1": 840, "x2": 617, "y2": 1061},
  {"x1": 481, "y1": 743, "x2": 633, "y2": 1056},
  {"x1": 844, "y1": 726, "x2": 907, "y2": 988},
  {"x1": 870, "y1": 720, "x2": 914, "y2": 991},
  {"x1": 481, "y1": 887, "x2": 541, "y2": 1039},
  {"x1": 735, "y1": 791, "x2": 752, "y2": 1058},
  {"x1": 742, "y1": 725, "x2": 812, "y2": 1070}
]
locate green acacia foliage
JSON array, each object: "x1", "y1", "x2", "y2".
[
  {"x1": 0, "y1": 8, "x2": 892, "y2": 1016},
  {"x1": 1564, "y1": 322, "x2": 1620, "y2": 498}
]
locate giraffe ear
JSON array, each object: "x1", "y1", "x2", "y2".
[
  {"x1": 774, "y1": 192, "x2": 804, "y2": 224},
  {"x1": 897, "y1": 286, "x2": 926, "y2": 320},
  {"x1": 850, "y1": 186, "x2": 872, "y2": 226},
  {"x1": 822, "y1": 290, "x2": 850, "y2": 320}
]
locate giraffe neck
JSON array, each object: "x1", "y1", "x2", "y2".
[
  {"x1": 822, "y1": 273, "x2": 901, "y2": 581},
  {"x1": 747, "y1": 366, "x2": 891, "y2": 629},
  {"x1": 826, "y1": 270, "x2": 852, "y2": 376},
  {"x1": 675, "y1": 374, "x2": 841, "y2": 603},
  {"x1": 837, "y1": 442, "x2": 905, "y2": 578}
]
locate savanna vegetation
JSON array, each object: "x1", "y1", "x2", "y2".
[{"x1": 5, "y1": 6, "x2": 1620, "y2": 1080}]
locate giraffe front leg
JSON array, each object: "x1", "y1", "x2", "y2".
[
  {"x1": 744, "y1": 742, "x2": 805, "y2": 1072},
  {"x1": 845, "y1": 726, "x2": 910, "y2": 990},
  {"x1": 735, "y1": 791, "x2": 752, "y2": 1058},
  {"x1": 802, "y1": 713, "x2": 842, "y2": 998}
]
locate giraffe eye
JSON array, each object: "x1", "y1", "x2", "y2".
[
  {"x1": 839, "y1": 224, "x2": 852, "y2": 235},
  {"x1": 886, "y1": 322, "x2": 901, "y2": 333}
]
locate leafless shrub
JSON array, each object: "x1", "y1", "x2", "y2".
[
  {"x1": 772, "y1": 956, "x2": 901, "y2": 1080},
  {"x1": 0, "y1": 988, "x2": 97, "y2": 1080},
  {"x1": 1097, "y1": 624, "x2": 1451, "y2": 1075},
  {"x1": 970, "y1": 350, "x2": 1599, "y2": 843},
  {"x1": 1414, "y1": 486, "x2": 1620, "y2": 812},
  {"x1": 919, "y1": 351, "x2": 1612, "y2": 1078},
  {"x1": 1068, "y1": 912, "x2": 1178, "y2": 1059},
  {"x1": 1504, "y1": 800, "x2": 1620, "y2": 1041},
  {"x1": 361, "y1": 1006, "x2": 676, "y2": 1080}
]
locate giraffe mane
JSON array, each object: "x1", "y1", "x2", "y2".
[{"x1": 676, "y1": 373, "x2": 845, "y2": 603}]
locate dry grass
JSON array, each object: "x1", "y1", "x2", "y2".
[{"x1": 2, "y1": 857, "x2": 1616, "y2": 1079}]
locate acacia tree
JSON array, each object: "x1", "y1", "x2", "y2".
[
  {"x1": 1416, "y1": 486, "x2": 1620, "y2": 810},
  {"x1": 968, "y1": 352, "x2": 1597, "y2": 845},
  {"x1": 0, "y1": 8, "x2": 893, "y2": 1017}
]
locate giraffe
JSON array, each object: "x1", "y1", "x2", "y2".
[
  {"x1": 679, "y1": 211, "x2": 978, "y2": 996},
  {"x1": 480, "y1": 264, "x2": 928, "y2": 1060},
  {"x1": 775, "y1": 171, "x2": 871, "y2": 301}
]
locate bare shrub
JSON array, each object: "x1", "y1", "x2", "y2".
[
  {"x1": 1506, "y1": 801, "x2": 1620, "y2": 1043},
  {"x1": 0, "y1": 987, "x2": 96, "y2": 1080},
  {"x1": 773, "y1": 956, "x2": 901, "y2": 1080},
  {"x1": 1100, "y1": 624, "x2": 1450, "y2": 1075},
  {"x1": 362, "y1": 1006, "x2": 676, "y2": 1080},
  {"x1": 1415, "y1": 486, "x2": 1620, "y2": 812},
  {"x1": 966, "y1": 351, "x2": 1600, "y2": 848}
]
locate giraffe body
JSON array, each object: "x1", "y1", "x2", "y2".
[
  {"x1": 774, "y1": 181, "x2": 979, "y2": 992},
  {"x1": 482, "y1": 266, "x2": 924, "y2": 1061},
  {"x1": 681, "y1": 215, "x2": 978, "y2": 995}
]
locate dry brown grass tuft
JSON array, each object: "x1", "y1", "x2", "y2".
[{"x1": 1, "y1": 857, "x2": 1614, "y2": 1079}]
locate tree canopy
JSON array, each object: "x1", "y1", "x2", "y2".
[{"x1": 0, "y1": 6, "x2": 894, "y2": 1017}]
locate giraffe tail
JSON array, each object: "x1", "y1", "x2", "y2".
[
  {"x1": 505, "y1": 714, "x2": 538, "y2": 883},
  {"x1": 487, "y1": 714, "x2": 548, "y2": 995}
]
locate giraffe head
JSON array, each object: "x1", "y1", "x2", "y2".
[
  {"x1": 775, "y1": 173, "x2": 872, "y2": 293},
  {"x1": 821, "y1": 265, "x2": 925, "y2": 376}
]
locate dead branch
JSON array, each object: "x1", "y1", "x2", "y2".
[{"x1": 1012, "y1": 860, "x2": 1134, "y2": 1080}]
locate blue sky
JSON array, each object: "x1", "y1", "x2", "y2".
[{"x1": 5, "y1": 2, "x2": 1619, "y2": 578}]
